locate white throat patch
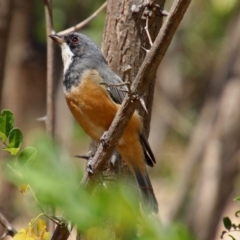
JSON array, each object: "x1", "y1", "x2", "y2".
[{"x1": 61, "y1": 43, "x2": 74, "y2": 74}]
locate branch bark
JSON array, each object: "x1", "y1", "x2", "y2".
[
  {"x1": 102, "y1": 0, "x2": 164, "y2": 135},
  {"x1": 0, "y1": 212, "x2": 17, "y2": 238}
]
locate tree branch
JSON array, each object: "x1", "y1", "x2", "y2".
[
  {"x1": 0, "y1": 212, "x2": 17, "y2": 238},
  {"x1": 43, "y1": 0, "x2": 55, "y2": 136},
  {"x1": 43, "y1": 0, "x2": 56, "y2": 234},
  {"x1": 51, "y1": 222, "x2": 71, "y2": 240},
  {"x1": 57, "y1": 2, "x2": 107, "y2": 36},
  {"x1": 81, "y1": 0, "x2": 192, "y2": 186}
]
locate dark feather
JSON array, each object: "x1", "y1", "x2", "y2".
[
  {"x1": 98, "y1": 65, "x2": 127, "y2": 104},
  {"x1": 140, "y1": 132, "x2": 156, "y2": 167},
  {"x1": 108, "y1": 85, "x2": 127, "y2": 104},
  {"x1": 99, "y1": 66, "x2": 156, "y2": 168},
  {"x1": 134, "y1": 167, "x2": 158, "y2": 213}
]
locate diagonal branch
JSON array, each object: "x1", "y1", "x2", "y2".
[
  {"x1": 57, "y1": 2, "x2": 107, "y2": 36},
  {"x1": 0, "y1": 212, "x2": 17, "y2": 238},
  {"x1": 81, "y1": 0, "x2": 192, "y2": 187}
]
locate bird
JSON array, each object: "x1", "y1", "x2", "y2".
[{"x1": 50, "y1": 32, "x2": 158, "y2": 213}]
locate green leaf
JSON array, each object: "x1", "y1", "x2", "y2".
[
  {"x1": 228, "y1": 234, "x2": 236, "y2": 240},
  {"x1": 0, "y1": 132, "x2": 6, "y2": 144},
  {"x1": 0, "y1": 110, "x2": 14, "y2": 143},
  {"x1": 4, "y1": 128, "x2": 23, "y2": 156},
  {"x1": 3, "y1": 147, "x2": 20, "y2": 156},
  {"x1": 223, "y1": 217, "x2": 232, "y2": 230},
  {"x1": 8, "y1": 128, "x2": 23, "y2": 148},
  {"x1": 6, "y1": 162, "x2": 24, "y2": 181},
  {"x1": 234, "y1": 197, "x2": 240, "y2": 201},
  {"x1": 18, "y1": 147, "x2": 38, "y2": 166}
]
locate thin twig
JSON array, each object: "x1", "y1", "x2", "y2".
[
  {"x1": 43, "y1": 0, "x2": 56, "y2": 233},
  {"x1": 81, "y1": 0, "x2": 192, "y2": 187},
  {"x1": 0, "y1": 212, "x2": 17, "y2": 238},
  {"x1": 44, "y1": 0, "x2": 55, "y2": 136},
  {"x1": 43, "y1": 0, "x2": 54, "y2": 32},
  {"x1": 144, "y1": 17, "x2": 153, "y2": 46},
  {"x1": 57, "y1": 2, "x2": 107, "y2": 36}
]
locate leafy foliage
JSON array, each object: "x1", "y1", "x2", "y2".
[
  {"x1": 0, "y1": 110, "x2": 24, "y2": 156},
  {"x1": 223, "y1": 217, "x2": 232, "y2": 231},
  {"x1": 221, "y1": 198, "x2": 240, "y2": 240},
  {"x1": 0, "y1": 110, "x2": 14, "y2": 144},
  {"x1": 13, "y1": 217, "x2": 50, "y2": 240},
  {"x1": 1, "y1": 110, "x2": 193, "y2": 239}
]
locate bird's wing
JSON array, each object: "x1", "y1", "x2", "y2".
[
  {"x1": 99, "y1": 65, "x2": 156, "y2": 167},
  {"x1": 98, "y1": 65, "x2": 127, "y2": 104},
  {"x1": 107, "y1": 84, "x2": 126, "y2": 104},
  {"x1": 140, "y1": 131, "x2": 156, "y2": 167}
]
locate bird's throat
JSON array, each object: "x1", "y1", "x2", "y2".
[{"x1": 61, "y1": 43, "x2": 74, "y2": 74}]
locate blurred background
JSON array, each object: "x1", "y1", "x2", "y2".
[{"x1": 1, "y1": 0, "x2": 240, "y2": 240}]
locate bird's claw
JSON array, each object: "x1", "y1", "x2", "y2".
[
  {"x1": 87, "y1": 158, "x2": 94, "y2": 174},
  {"x1": 100, "y1": 131, "x2": 108, "y2": 149},
  {"x1": 130, "y1": 93, "x2": 139, "y2": 102}
]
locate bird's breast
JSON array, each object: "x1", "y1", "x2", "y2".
[{"x1": 64, "y1": 69, "x2": 118, "y2": 141}]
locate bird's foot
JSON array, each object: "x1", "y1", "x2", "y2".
[
  {"x1": 100, "y1": 131, "x2": 108, "y2": 149},
  {"x1": 86, "y1": 157, "x2": 94, "y2": 174}
]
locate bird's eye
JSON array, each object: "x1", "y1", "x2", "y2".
[{"x1": 71, "y1": 36, "x2": 79, "y2": 43}]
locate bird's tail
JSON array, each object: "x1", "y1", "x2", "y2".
[{"x1": 134, "y1": 168, "x2": 158, "y2": 213}]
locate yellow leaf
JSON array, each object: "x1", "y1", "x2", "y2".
[
  {"x1": 13, "y1": 232, "x2": 27, "y2": 240},
  {"x1": 30, "y1": 227, "x2": 38, "y2": 239},
  {"x1": 13, "y1": 219, "x2": 50, "y2": 240},
  {"x1": 20, "y1": 184, "x2": 28, "y2": 193},
  {"x1": 42, "y1": 232, "x2": 50, "y2": 240},
  {"x1": 26, "y1": 235, "x2": 35, "y2": 240},
  {"x1": 13, "y1": 229, "x2": 34, "y2": 240},
  {"x1": 37, "y1": 220, "x2": 47, "y2": 235}
]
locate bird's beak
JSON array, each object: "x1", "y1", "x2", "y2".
[{"x1": 49, "y1": 34, "x2": 64, "y2": 44}]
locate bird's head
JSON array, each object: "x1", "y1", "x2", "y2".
[{"x1": 50, "y1": 32, "x2": 103, "y2": 73}]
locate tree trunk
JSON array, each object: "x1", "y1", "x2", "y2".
[
  {"x1": 0, "y1": 0, "x2": 13, "y2": 108},
  {"x1": 102, "y1": 0, "x2": 165, "y2": 134},
  {"x1": 97, "y1": 0, "x2": 164, "y2": 179},
  {"x1": 81, "y1": 0, "x2": 164, "y2": 238}
]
